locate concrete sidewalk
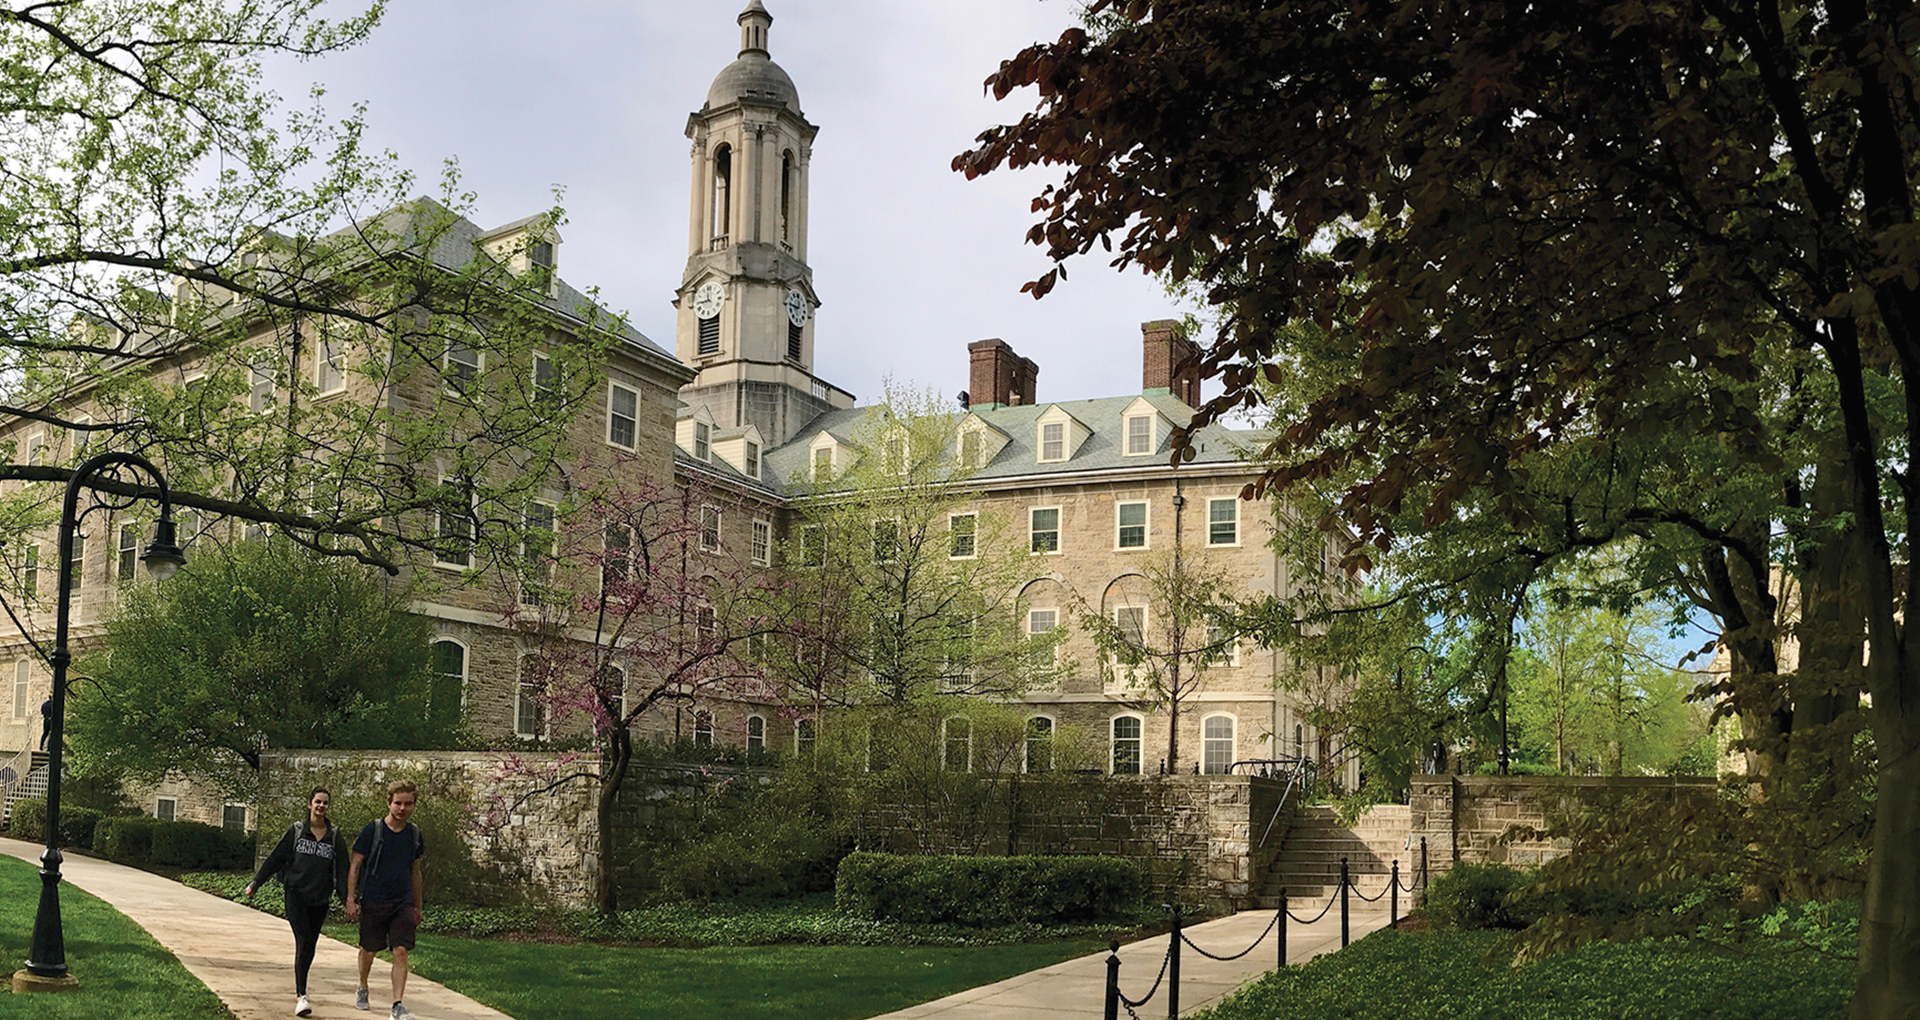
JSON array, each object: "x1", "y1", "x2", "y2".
[
  {"x1": 2, "y1": 836, "x2": 512, "y2": 1020},
  {"x1": 869, "y1": 896, "x2": 1395, "y2": 1019}
]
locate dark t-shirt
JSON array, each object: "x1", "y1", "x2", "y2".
[{"x1": 352, "y1": 820, "x2": 424, "y2": 905}]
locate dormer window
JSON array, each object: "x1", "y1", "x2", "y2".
[
  {"x1": 961, "y1": 430, "x2": 982, "y2": 468},
  {"x1": 744, "y1": 440, "x2": 760, "y2": 479},
  {"x1": 694, "y1": 421, "x2": 711, "y2": 461},
  {"x1": 812, "y1": 446, "x2": 832, "y2": 481},
  {"x1": 1040, "y1": 422, "x2": 1065, "y2": 462},
  {"x1": 884, "y1": 434, "x2": 908, "y2": 474},
  {"x1": 529, "y1": 240, "x2": 554, "y2": 271},
  {"x1": 1126, "y1": 414, "x2": 1153, "y2": 455}
]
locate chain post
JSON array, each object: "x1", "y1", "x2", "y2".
[
  {"x1": 1278, "y1": 890, "x2": 1288, "y2": 969},
  {"x1": 1167, "y1": 902, "x2": 1181, "y2": 1020},
  {"x1": 1104, "y1": 938, "x2": 1121, "y2": 1020},
  {"x1": 1421, "y1": 837, "x2": 1429, "y2": 893},
  {"x1": 1390, "y1": 859, "x2": 1399, "y2": 928},
  {"x1": 1340, "y1": 856, "x2": 1350, "y2": 948}
]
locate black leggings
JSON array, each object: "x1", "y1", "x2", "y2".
[{"x1": 285, "y1": 894, "x2": 328, "y2": 996}]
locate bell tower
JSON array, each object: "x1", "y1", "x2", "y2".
[{"x1": 676, "y1": 1, "x2": 851, "y2": 447}]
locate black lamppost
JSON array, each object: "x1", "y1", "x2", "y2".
[{"x1": 15, "y1": 452, "x2": 185, "y2": 993}]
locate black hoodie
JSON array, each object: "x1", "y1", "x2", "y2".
[{"x1": 250, "y1": 820, "x2": 349, "y2": 906}]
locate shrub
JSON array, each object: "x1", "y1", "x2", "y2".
[
  {"x1": 95, "y1": 815, "x2": 162, "y2": 864},
  {"x1": 59, "y1": 805, "x2": 101, "y2": 849},
  {"x1": 257, "y1": 781, "x2": 508, "y2": 906},
  {"x1": 7, "y1": 799, "x2": 45, "y2": 840},
  {"x1": 836, "y1": 852, "x2": 1146, "y2": 926},
  {"x1": 149, "y1": 820, "x2": 252, "y2": 869},
  {"x1": 1422, "y1": 861, "x2": 1537, "y2": 930}
]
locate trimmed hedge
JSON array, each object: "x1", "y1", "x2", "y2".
[
  {"x1": 4, "y1": 800, "x2": 101, "y2": 849},
  {"x1": 94, "y1": 815, "x2": 162, "y2": 864},
  {"x1": 1422, "y1": 861, "x2": 1537, "y2": 930},
  {"x1": 836, "y1": 852, "x2": 1146, "y2": 926},
  {"x1": 149, "y1": 820, "x2": 253, "y2": 870}
]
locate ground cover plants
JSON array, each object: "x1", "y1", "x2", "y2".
[{"x1": 0, "y1": 856, "x2": 229, "y2": 1020}]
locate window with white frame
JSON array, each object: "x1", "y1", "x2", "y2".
[
  {"x1": 67, "y1": 414, "x2": 93, "y2": 461},
  {"x1": 1116, "y1": 501, "x2": 1148, "y2": 549},
  {"x1": 1112, "y1": 716, "x2": 1143, "y2": 775},
  {"x1": 11, "y1": 660, "x2": 27, "y2": 718},
  {"x1": 750, "y1": 519, "x2": 771, "y2": 566},
  {"x1": 317, "y1": 337, "x2": 348, "y2": 395},
  {"x1": 795, "y1": 717, "x2": 816, "y2": 756},
  {"x1": 1030, "y1": 507, "x2": 1060, "y2": 553},
  {"x1": 155, "y1": 798, "x2": 176, "y2": 822},
  {"x1": 949, "y1": 513, "x2": 976, "y2": 559},
  {"x1": 744, "y1": 440, "x2": 760, "y2": 479},
  {"x1": 798, "y1": 525, "x2": 824, "y2": 567},
  {"x1": 515, "y1": 657, "x2": 546, "y2": 739},
  {"x1": 532, "y1": 352, "x2": 558, "y2": 411},
  {"x1": 747, "y1": 714, "x2": 766, "y2": 752},
  {"x1": 520, "y1": 502, "x2": 557, "y2": 604},
  {"x1": 1027, "y1": 609, "x2": 1058, "y2": 665},
  {"x1": 602, "y1": 524, "x2": 632, "y2": 590},
  {"x1": 942, "y1": 717, "x2": 972, "y2": 772},
  {"x1": 250, "y1": 359, "x2": 277, "y2": 413},
  {"x1": 1115, "y1": 606, "x2": 1147, "y2": 653},
  {"x1": 435, "y1": 477, "x2": 475, "y2": 568},
  {"x1": 961, "y1": 430, "x2": 983, "y2": 468},
  {"x1": 222, "y1": 804, "x2": 248, "y2": 832},
  {"x1": 1202, "y1": 623, "x2": 1240, "y2": 666},
  {"x1": 66, "y1": 531, "x2": 85, "y2": 595},
  {"x1": 812, "y1": 446, "x2": 832, "y2": 481},
  {"x1": 117, "y1": 523, "x2": 140, "y2": 584},
  {"x1": 693, "y1": 710, "x2": 715, "y2": 747},
  {"x1": 700, "y1": 504, "x2": 722, "y2": 552},
  {"x1": 428, "y1": 639, "x2": 466, "y2": 723},
  {"x1": 1126, "y1": 414, "x2": 1154, "y2": 455},
  {"x1": 693, "y1": 421, "x2": 711, "y2": 461},
  {"x1": 22, "y1": 545, "x2": 37, "y2": 600},
  {"x1": 607, "y1": 383, "x2": 638, "y2": 449},
  {"x1": 871, "y1": 519, "x2": 898, "y2": 564},
  {"x1": 1202, "y1": 715, "x2": 1235, "y2": 774},
  {"x1": 1025, "y1": 716, "x2": 1054, "y2": 773},
  {"x1": 444, "y1": 339, "x2": 479, "y2": 394},
  {"x1": 1208, "y1": 498, "x2": 1239, "y2": 546},
  {"x1": 1040, "y1": 421, "x2": 1065, "y2": 462},
  {"x1": 25, "y1": 432, "x2": 45, "y2": 467},
  {"x1": 695, "y1": 604, "x2": 717, "y2": 646}
]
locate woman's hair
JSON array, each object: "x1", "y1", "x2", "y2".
[{"x1": 309, "y1": 787, "x2": 331, "y2": 802}]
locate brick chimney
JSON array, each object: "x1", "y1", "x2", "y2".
[
  {"x1": 968, "y1": 338, "x2": 1038, "y2": 408},
  {"x1": 1141, "y1": 319, "x2": 1200, "y2": 406}
]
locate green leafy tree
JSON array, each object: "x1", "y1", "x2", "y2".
[{"x1": 68, "y1": 540, "x2": 443, "y2": 796}]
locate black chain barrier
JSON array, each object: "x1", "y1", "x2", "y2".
[
  {"x1": 1180, "y1": 908, "x2": 1281, "y2": 962},
  {"x1": 1117, "y1": 939, "x2": 1172, "y2": 1011},
  {"x1": 1285, "y1": 885, "x2": 1340, "y2": 925},
  {"x1": 1349, "y1": 877, "x2": 1391, "y2": 903}
]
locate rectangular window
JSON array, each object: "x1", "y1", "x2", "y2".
[
  {"x1": 751, "y1": 519, "x2": 771, "y2": 566},
  {"x1": 250, "y1": 360, "x2": 277, "y2": 413},
  {"x1": 1208, "y1": 498, "x2": 1239, "y2": 545},
  {"x1": 22, "y1": 544, "x2": 37, "y2": 599},
  {"x1": 943, "y1": 718, "x2": 971, "y2": 772},
  {"x1": 1030, "y1": 507, "x2": 1060, "y2": 554},
  {"x1": 607, "y1": 383, "x2": 638, "y2": 449},
  {"x1": 1028, "y1": 609, "x2": 1058, "y2": 665},
  {"x1": 444, "y1": 339, "x2": 479, "y2": 394},
  {"x1": 68, "y1": 414, "x2": 93, "y2": 461},
  {"x1": 602, "y1": 524, "x2": 631, "y2": 589},
  {"x1": 1126, "y1": 414, "x2": 1153, "y2": 455},
  {"x1": 747, "y1": 715, "x2": 766, "y2": 752},
  {"x1": 697, "y1": 315, "x2": 720, "y2": 356},
  {"x1": 117, "y1": 523, "x2": 140, "y2": 584},
  {"x1": 532, "y1": 352, "x2": 558, "y2": 411},
  {"x1": 695, "y1": 604, "x2": 717, "y2": 646},
  {"x1": 871, "y1": 519, "x2": 898, "y2": 564},
  {"x1": 1202, "y1": 623, "x2": 1240, "y2": 666},
  {"x1": 812, "y1": 447, "x2": 832, "y2": 480},
  {"x1": 1112, "y1": 716, "x2": 1142, "y2": 775},
  {"x1": 155, "y1": 798, "x2": 176, "y2": 822},
  {"x1": 1116, "y1": 501, "x2": 1148, "y2": 549},
  {"x1": 520, "y1": 502, "x2": 556, "y2": 604},
  {"x1": 796, "y1": 717, "x2": 816, "y2": 756},
  {"x1": 799, "y1": 525, "x2": 824, "y2": 567},
  {"x1": 516, "y1": 659, "x2": 545, "y2": 739},
  {"x1": 949, "y1": 513, "x2": 976, "y2": 559},
  {"x1": 25, "y1": 432, "x2": 44, "y2": 467},
  {"x1": 222, "y1": 804, "x2": 248, "y2": 832},
  {"x1": 744, "y1": 441, "x2": 760, "y2": 479},
  {"x1": 1040, "y1": 422, "x2": 1065, "y2": 461},
  {"x1": 1116, "y1": 606, "x2": 1147, "y2": 651},
  {"x1": 11, "y1": 660, "x2": 26, "y2": 718},
  {"x1": 961, "y1": 430, "x2": 982, "y2": 468},
  {"x1": 66, "y1": 532, "x2": 84, "y2": 594},
  {"x1": 885, "y1": 435, "x2": 908, "y2": 474},
  {"x1": 693, "y1": 421, "x2": 711, "y2": 461},
  {"x1": 1025, "y1": 717, "x2": 1053, "y2": 773},
  {"x1": 435, "y1": 478, "x2": 474, "y2": 568},
  {"x1": 1203, "y1": 716, "x2": 1235, "y2": 775},
  {"x1": 700, "y1": 504, "x2": 722, "y2": 552},
  {"x1": 317, "y1": 337, "x2": 347, "y2": 395}
]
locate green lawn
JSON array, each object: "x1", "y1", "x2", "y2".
[
  {"x1": 402, "y1": 935, "x2": 1102, "y2": 1020},
  {"x1": 0, "y1": 856, "x2": 229, "y2": 1019},
  {"x1": 1193, "y1": 927, "x2": 1851, "y2": 1020}
]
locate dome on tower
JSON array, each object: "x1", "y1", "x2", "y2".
[{"x1": 704, "y1": 1, "x2": 802, "y2": 115}]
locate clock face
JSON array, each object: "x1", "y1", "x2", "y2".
[
  {"x1": 785, "y1": 288, "x2": 808, "y2": 327},
  {"x1": 691, "y1": 281, "x2": 725, "y2": 319}
]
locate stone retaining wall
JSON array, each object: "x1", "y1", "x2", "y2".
[{"x1": 1409, "y1": 775, "x2": 1718, "y2": 874}]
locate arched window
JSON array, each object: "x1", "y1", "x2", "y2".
[
  {"x1": 1025, "y1": 716, "x2": 1054, "y2": 773},
  {"x1": 711, "y1": 144, "x2": 733, "y2": 241},
  {"x1": 795, "y1": 716, "x2": 816, "y2": 756},
  {"x1": 747, "y1": 714, "x2": 766, "y2": 752},
  {"x1": 943, "y1": 717, "x2": 972, "y2": 772},
  {"x1": 693, "y1": 709, "x2": 715, "y2": 747},
  {"x1": 1202, "y1": 715, "x2": 1235, "y2": 775},
  {"x1": 427, "y1": 639, "x2": 466, "y2": 728},
  {"x1": 780, "y1": 150, "x2": 794, "y2": 244},
  {"x1": 1112, "y1": 715, "x2": 1143, "y2": 775},
  {"x1": 515, "y1": 655, "x2": 547, "y2": 739}
]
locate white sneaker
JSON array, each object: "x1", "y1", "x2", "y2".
[
  {"x1": 355, "y1": 987, "x2": 370, "y2": 1010},
  {"x1": 390, "y1": 1004, "x2": 412, "y2": 1020},
  {"x1": 296, "y1": 996, "x2": 312, "y2": 1017}
]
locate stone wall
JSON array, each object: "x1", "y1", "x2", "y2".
[
  {"x1": 1409, "y1": 775, "x2": 1719, "y2": 874},
  {"x1": 858, "y1": 773, "x2": 1290, "y2": 912}
]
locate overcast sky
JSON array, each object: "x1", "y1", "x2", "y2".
[{"x1": 267, "y1": 0, "x2": 1190, "y2": 410}]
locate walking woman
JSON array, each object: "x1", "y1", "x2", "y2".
[{"x1": 247, "y1": 788, "x2": 350, "y2": 1017}]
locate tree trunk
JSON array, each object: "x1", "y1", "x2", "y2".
[
  {"x1": 595, "y1": 729, "x2": 633, "y2": 916},
  {"x1": 1854, "y1": 706, "x2": 1920, "y2": 1020}
]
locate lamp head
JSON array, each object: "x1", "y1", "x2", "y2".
[{"x1": 141, "y1": 516, "x2": 186, "y2": 581}]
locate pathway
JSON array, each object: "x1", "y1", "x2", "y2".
[
  {"x1": 867, "y1": 896, "x2": 1396, "y2": 1019},
  {"x1": 1, "y1": 836, "x2": 511, "y2": 1020}
]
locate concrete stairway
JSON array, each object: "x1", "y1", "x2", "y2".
[{"x1": 1253, "y1": 803, "x2": 1412, "y2": 910}]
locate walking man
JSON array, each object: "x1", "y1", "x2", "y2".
[{"x1": 345, "y1": 780, "x2": 425, "y2": 1020}]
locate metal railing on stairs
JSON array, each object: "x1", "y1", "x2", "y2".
[{"x1": 1102, "y1": 840, "x2": 1431, "y2": 1020}]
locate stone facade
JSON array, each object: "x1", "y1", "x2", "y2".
[{"x1": 1409, "y1": 775, "x2": 1720, "y2": 873}]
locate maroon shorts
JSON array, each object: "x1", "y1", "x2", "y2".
[{"x1": 358, "y1": 899, "x2": 418, "y2": 952}]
